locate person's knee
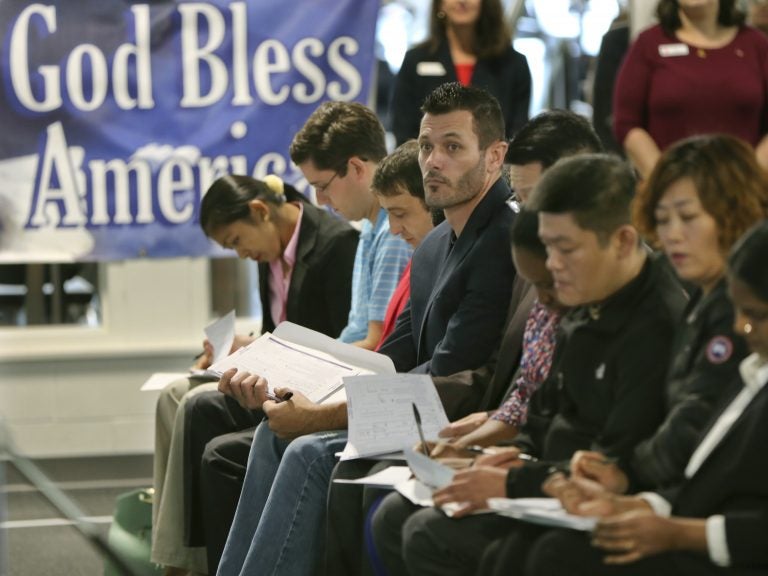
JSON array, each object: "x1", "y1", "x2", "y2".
[
  {"x1": 526, "y1": 530, "x2": 584, "y2": 576},
  {"x1": 371, "y1": 494, "x2": 417, "y2": 557},
  {"x1": 401, "y1": 508, "x2": 441, "y2": 565},
  {"x1": 156, "y1": 378, "x2": 191, "y2": 416}
]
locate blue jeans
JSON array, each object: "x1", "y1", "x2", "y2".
[{"x1": 217, "y1": 420, "x2": 348, "y2": 576}]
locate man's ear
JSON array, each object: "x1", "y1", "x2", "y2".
[
  {"x1": 613, "y1": 224, "x2": 640, "y2": 258},
  {"x1": 347, "y1": 156, "x2": 367, "y2": 180},
  {"x1": 485, "y1": 140, "x2": 509, "y2": 174}
]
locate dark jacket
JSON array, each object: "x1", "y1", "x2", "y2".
[
  {"x1": 506, "y1": 255, "x2": 687, "y2": 497},
  {"x1": 258, "y1": 188, "x2": 358, "y2": 337},
  {"x1": 391, "y1": 41, "x2": 531, "y2": 146},
  {"x1": 628, "y1": 279, "x2": 748, "y2": 490},
  {"x1": 661, "y1": 374, "x2": 768, "y2": 568},
  {"x1": 379, "y1": 178, "x2": 516, "y2": 377}
]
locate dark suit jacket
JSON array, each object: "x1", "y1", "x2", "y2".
[
  {"x1": 661, "y1": 377, "x2": 768, "y2": 568},
  {"x1": 258, "y1": 188, "x2": 358, "y2": 338},
  {"x1": 391, "y1": 41, "x2": 531, "y2": 146},
  {"x1": 432, "y1": 275, "x2": 536, "y2": 420},
  {"x1": 378, "y1": 178, "x2": 517, "y2": 377}
]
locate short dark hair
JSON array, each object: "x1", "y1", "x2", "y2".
[
  {"x1": 510, "y1": 208, "x2": 546, "y2": 259},
  {"x1": 506, "y1": 110, "x2": 603, "y2": 169},
  {"x1": 528, "y1": 154, "x2": 636, "y2": 244},
  {"x1": 289, "y1": 101, "x2": 387, "y2": 175},
  {"x1": 373, "y1": 140, "x2": 425, "y2": 203},
  {"x1": 421, "y1": 82, "x2": 505, "y2": 149},
  {"x1": 426, "y1": 0, "x2": 511, "y2": 59},
  {"x1": 634, "y1": 134, "x2": 768, "y2": 252},
  {"x1": 657, "y1": 0, "x2": 745, "y2": 35},
  {"x1": 729, "y1": 219, "x2": 768, "y2": 302},
  {"x1": 200, "y1": 174, "x2": 286, "y2": 235}
]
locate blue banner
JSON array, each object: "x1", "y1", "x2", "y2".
[{"x1": 0, "y1": 0, "x2": 378, "y2": 262}]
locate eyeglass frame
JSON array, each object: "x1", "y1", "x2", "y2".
[{"x1": 314, "y1": 171, "x2": 341, "y2": 196}]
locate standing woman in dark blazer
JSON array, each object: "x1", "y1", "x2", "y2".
[{"x1": 390, "y1": 0, "x2": 531, "y2": 146}]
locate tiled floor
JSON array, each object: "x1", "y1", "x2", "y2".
[{"x1": 2, "y1": 454, "x2": 153, "y2": 576}]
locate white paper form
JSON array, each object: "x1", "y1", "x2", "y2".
[
  {"x1": 273, "y1": 321, "x2": 395, "y2": 374},
  {"x1": 340, "y1": 374, "x2": 450, "y2": 460},
  {"x1": 332, "y1": 466, "x2": 413, "y2": 488},
  {"x1": 140, "y1": 372, "x2": 188, "y2": 391},
  {"x1": 204, "y1": 310, "x2": 236, "y2": 364},
  {"x1": 488, "y1": 497, "x2": 597, "y2": 531},
  {"x1": 209, "y1": 333, "x2": 375, "y2": 404}
]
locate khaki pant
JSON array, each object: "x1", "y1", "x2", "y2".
[{"x1": 151, "y1": 377, "x2": 217, "y2": 574}]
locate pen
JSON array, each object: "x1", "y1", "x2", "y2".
[
  {"x1": 266, "y1": 390, "x2": 294, "y2": 403},
  {"x1": 464, "y1": 445, "x2": 538, "y2": 461},
  {"x1": 411, "y1": 403, "x2": 430, "y2": 458}
]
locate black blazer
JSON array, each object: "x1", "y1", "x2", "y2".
[
  {"x1": 258, "y1": 189, "x2": 358, "y2": 338},
  {"x1": 378, "y1": 178, "x2": 517, "y2": 377},
  {"x1": 661, "y1": 377, "x2": 768, "y2": 568},
  {"x1": 391, "y1": 41, "x2": 531, "y2": 146}
]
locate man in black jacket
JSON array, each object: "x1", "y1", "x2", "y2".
[{"x1": 371, "y1": 154, "x2": 687, "y2": 576}]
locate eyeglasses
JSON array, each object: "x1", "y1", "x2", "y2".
[{"x1": 315, "y1": 171, "x2": 340, "y2": 195}]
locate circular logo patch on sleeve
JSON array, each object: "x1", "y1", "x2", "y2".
[{"x1": 706, "y1": 336, "x2": 733, "y2": 364}]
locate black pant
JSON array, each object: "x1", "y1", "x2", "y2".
[
  {"x1": 522, "y1": 529, "x2": 766, "y2": 576},
  {"x1": 325, "y1": 459, "x2": 394, "y2": 576},
  {"x1": 182, "y1": 390, "x2": 262, "y2": 574}
]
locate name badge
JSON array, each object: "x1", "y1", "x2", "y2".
[
  {"x1": 416, "y1": 61, "x2": 447, "y2": 76},
  {"x1": 658, "y1": 43, "x2": 690, "y2": 57}
]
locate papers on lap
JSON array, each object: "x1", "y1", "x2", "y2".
[
  {"x1": 340, "y1": 374, "x2": 450, "y2": 460},
  {"x1": 488, "y1": 497, "x2": 597, "y2": 531},
  {"x1": 332, "y1": 466, "x2": 413, "y2": 488},
  {"x1": 208, "y1": 321, "x2": 395, "y2": 404}
]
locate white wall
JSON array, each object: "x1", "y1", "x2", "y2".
[{"x1": 0, "y1": 258, "x2": 211, "y2": 457}]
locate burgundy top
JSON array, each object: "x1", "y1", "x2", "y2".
[{"x1": 613, "y1": 24, "x2": 768, "y2": 150}]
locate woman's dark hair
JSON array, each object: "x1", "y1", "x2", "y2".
[
  {"x1": 426, "y1": 0, "x2": 511, "y2": 59},
  {"x1": 510, "y1": 208, "x2": 546, "y2": 259},
  {"x1": 656, "y1": 0, "x2": 745, "y2": 35},
  {"x1": 729, "y1": 219, "x2": 768, "y2": 301},
  {"x1": 200, "y1": 175, "x2": 287, "y2": 236}
]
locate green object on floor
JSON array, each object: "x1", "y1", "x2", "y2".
[{"x1": 104, "y1": 488, "x2": 163, "y2": 576}]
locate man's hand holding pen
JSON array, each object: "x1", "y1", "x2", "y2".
[
  {"x1": 570, "y1": 450, "x2": 628, "y2": 494},
  {"x1": 264, "y1": 388, "x2": 327, "y2": 439}
]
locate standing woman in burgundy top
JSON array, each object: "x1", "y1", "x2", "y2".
[
  {"x1": 390, "y1": 0, "x2": 531, "y2": 146},
  {"x1": 613, "y1": 0, "x2": 768, "y2": 180}
]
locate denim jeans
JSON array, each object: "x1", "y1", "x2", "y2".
[{"x1": 217, "y1": 420, "x2": 348, "y2": 576}]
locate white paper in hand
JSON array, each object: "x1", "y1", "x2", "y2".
[
  {"x1": 340, "y1": 374, "x2": 450, "y2": 460},
  {"x1": 205, "y1": 310, "x2": 236, "y2": 364}
]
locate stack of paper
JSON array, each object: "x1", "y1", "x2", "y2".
[
  {"x1": 340, "y1": 375, "x2": 450, "y2": 460},
  {"x1": 488, "y1": 497, "x2": 597, "y2": 531},
  {"x1": 207, "y1": 322, "x2": 395, "y2": 404}
]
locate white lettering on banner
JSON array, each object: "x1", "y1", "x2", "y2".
[
  {"x1": 8, "y1": 3, "x2": 363, "y2": 114},
  {"x1": 174, "y1": 0, "x2": 364, "y2": 108},
  {"x1": 29, "y1": 122, "x2": 87, "y2": 227},
  {"x1": 9, "y1": 5, "x2": 62, "y2": 112},
  {"x1": 26, "y1": 122, "x2": 297, "y2": 229},
  {"x1": 9, "y1": 4, "x2": 154, "y2": 113}
]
